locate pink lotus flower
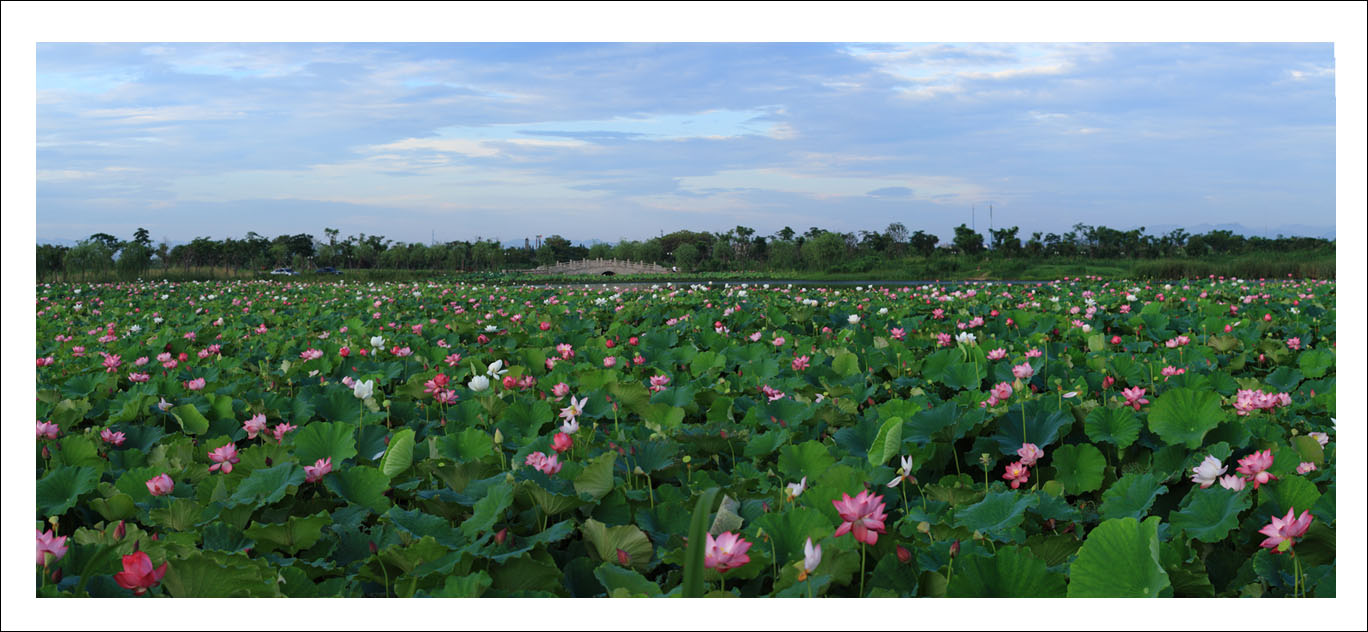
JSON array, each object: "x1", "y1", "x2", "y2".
[
  {"x1": 551, "y1": 432, "x2": 573, "y2": 453},
  {"x1": 1235, "y1": 449, "x2": 1277, "y2": 489},
  {"x1": 986, "y1": 348, "x2": 1007, "y2": 361},
  {"x1": 37, "y1": 356, "x2": 55, "y2": 367},
  {"x1": 703, "y1": 531, "x2": 752, "y2": 574},
  {"x1": 37, "y1": 421, "x2": 60, "y2": 440},
  {"x1": 551, "y1": 382, "x2": 571, "y2": 399},
  {"x1": 1025, "y1": 348, "x2": 1043, "y2": 358},
  {"x1": 184, "y1": 377, "x2": 206, "y2": 391},
  {"x1": 1296, "y1": 462, "x2": 1317, "y2": 475},
  {"x1": 1017, "y1": 443, "x2": 1044, "y2": 467},
  {"x1": 207, "y1": 443, "x2": 240, "y2": 474},
  {"x1": 603, "y1": 356, "x2": 617, "y2": 368},
  {"x1": 1218, "y1": 474, "x2": 1246, "y2": 491},
  {"x1": 773, "y1": 335, "x2": 787, "y2": 346},
  {"x1": 146, "y1": 473, "x2": 174, "y2": 496},
  {"x1": 889, "y1": 328, "x2": 905, "y2": 341},
  {"x1": 649, "y1": 374, "x2": 671, "y2": 392},
  {"x1": 445, "y1": 352, "x2": 462, "y2": 366},
  {"x1": 1258, "y1": 508, "x2": 1313, "y2": 554},
  {"x1": 556, "y1": 343, "x2": 575, "y2": 360},
  {"x1": 304, "y1": 457, "x2": 333, "y2": 483},
  {"x1": 525, "y1": 451, "x2": 562, "y2": 475},
  {"x1": 1160, "y1": 366, "x2": 1185, "y2": 378},
  {"x1": 832, "y1": 489, "x2": 888, "y2": 545},
  {"x1": 102, "y1": 353, "x2": 123, "y2": 373},
  {"x1": 749, "y1": 331, "x2": 763, "y2": 342},
  {"x1": 299, "y1": 348, "x2": 324, "y2": 361},
  {"x1": 128, "y1": 372, "x2": 151, "y2": 382},
  {"x1": 1286, "y1": 337, "x2": 1301, "y2": 351},
  {"x1": 37, "y1": 529, "x2": 68, "y2": 566},
  {"x1": 1011, "y1": 363, "x2": 1034, "y2": 380},
  {"x1": 991, "y1": 381, "x2": 1013, "y2": 402},
  {"x1": 1121, "y1": 387, "x2": 1149, "y2": 411},
  {"x1": 271, "y1": 422, "x2": 298, "y2": 443},
  {"x1": 1307, "y1": 432, "x2": 1329, "y2": 447},
  {"x1": 1232, "y1": 389, "x2": 1291, "y2": 416},
  {"x1": 114, "y1": 551, "x2": 167, "y2": 595},
  {"x1": 936, "y1": 332, "x2": 953, "y2": 347},
  {"x1": 101, "y1": 428, "x2": 127, "y2": 446},
  {"x1": 1003, "y1": 461, "x2": 1030, "y2": 488},
  {"x1": 243, "y1": 414, "x2": 268, "y2": 439},
  {"x1": 791, "y1": 355, "x2": 810, "y2": 371}
]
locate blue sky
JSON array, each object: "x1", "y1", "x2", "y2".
[{"x1": 36, "y1": 42, "x2": 1336, "y2": 244}]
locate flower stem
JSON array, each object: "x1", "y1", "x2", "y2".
[
  {"x1": 859, "y1": 542, "x2": 866, "y2": 598},
  {"x1": 1293, "y1": 553, "x2": 1302, "y2": 598}
]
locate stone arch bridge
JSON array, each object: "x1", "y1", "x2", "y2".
[{"x1": 515, "y1": 258, "x2": 672, "y2": 276}]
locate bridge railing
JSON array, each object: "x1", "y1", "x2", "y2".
[{"x1": 509, "y1": 258, "x2": 673, "y2": 275}]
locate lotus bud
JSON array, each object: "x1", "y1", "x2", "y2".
[
  {"x1": 917, "y1": 521, "x2": 931, "y2": 534},
  {"x1": 616, "y1": 548, "x2": 631, "y2": 566},
  {"x1": 896, "y1": 545, "x2": 912, "y2": 564},
  {"x1": 950, "y1": 540, "x2": 961, "y2": 558},
  {"x1": 114, "y1": 520, "x2": 126, "y2": 540}
]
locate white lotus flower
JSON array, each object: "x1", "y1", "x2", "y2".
[
  {"x1": 848, "y1": 314, "x2": 861, "y2": 324},
  {"x1": 1190, "y1": 455, "x2": 1227, "y2": 488},
  {"x1": 786, "y1": 476, "x2": 807, "y2": 500},
  {"x1": 352, "y1": 379, "x2": 374, "y2": 400},
  {"x1": 371, "y1": 335, "x2": 385, "y2": 348},
  {"x1": 468, "y1": 375, "x2": 491, "y2": 392},
  {"x1": 486, "y1": 360, "x2": 508, "y2": 377},
  {"x1": 955, "y1": 331, "x2": 977, "y2": 345}
]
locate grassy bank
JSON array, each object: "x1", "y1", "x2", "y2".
[{"x1": 36, "y1": 252, "x2": 1335, "y2": 285}]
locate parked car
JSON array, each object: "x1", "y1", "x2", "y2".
[
  {"x1": 270, "y1": 268, "x2": 296, "y2": 276},
  {"x1": 318, "y1": 266, "x2": 343, "y2": 275}
]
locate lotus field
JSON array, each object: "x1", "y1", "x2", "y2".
[{"x1": 34, "y1": 277, "x2": 1336, "y2": 598}]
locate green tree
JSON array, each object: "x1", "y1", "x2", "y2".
[
  {"x1": 909, "y1": 230, "x2": 939, "y2": 256},
  {"x1": 953, "y1": 224, "x2": 985, "y2": 255},
  {"x1": 801, "y1": 231, "x2": 847, "y2": 271},
  {"x1": 674, "y1": 242, "x2": 699, "y2": 271},
  {"x1": 990, "y1": 226, "x2": 1022, "y2": 254}
]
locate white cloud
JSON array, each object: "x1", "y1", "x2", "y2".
[
  {"x1": 674, "y1": 168, "x2": 990, "y2": 205},
  {"x1": 1288, "y1": 66, "x2": 1334, "y2": 81},
  {"x1": 81, "y1": 105, "x2": 248, "y2": 123},
  {"x1": 845, "y1": 43, "x2": 1107, "y2": 100}
]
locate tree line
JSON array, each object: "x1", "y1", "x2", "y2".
[{"x1": 37, "y1": 222, "x2": 1334, "y2": 280}]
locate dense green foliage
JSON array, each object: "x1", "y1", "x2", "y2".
[
  {"x1": 38, "y1": 222, "x2": 1334, "y2": 282},
  {"x1": 34, "y1": 276, "x2": 1336, "y2": 597}
]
